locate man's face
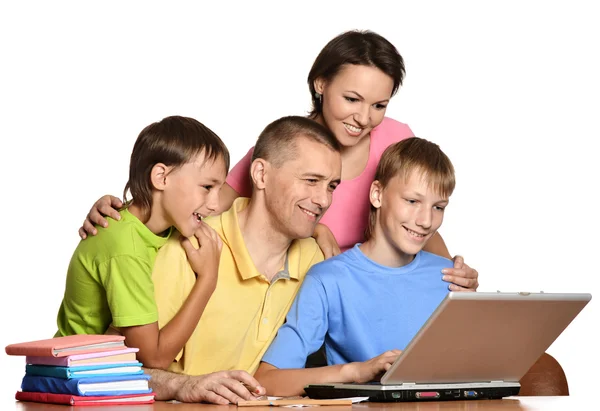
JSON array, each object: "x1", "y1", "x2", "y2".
[{"x1": 263, "y1": 137, "x2": 342, "y2": 240}]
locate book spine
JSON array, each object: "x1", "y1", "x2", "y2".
[
  {"x1": 21, "y1": 375, "x2": 82, "y2": 395},
  {"x1": 15, "y1": 391, "x2": 73, "y2": 405},
  {"x1": 25, "y1": 365, "x2": 70, "y2": 379},
  {"x1": 25, "y1": 356, "x2": 69, "y2": 366}
]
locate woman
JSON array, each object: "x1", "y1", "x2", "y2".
[{"x1": 79, "y1": 29, "x2": 478, "y2": 291}]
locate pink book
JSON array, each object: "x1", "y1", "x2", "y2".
[
  {"x1": 26, "y1": 347, "x2": 139, "y2": 366},
  {"x1": 5, "y1": 335, "x2": 126, "y2": 357},
  {"x1": 16, "y1": 391, "x2": 155, "y2": 406}
]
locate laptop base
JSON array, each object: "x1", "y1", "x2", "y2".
[{"x1": 304, "y1": 383, "x2": 521, "y2": 402}]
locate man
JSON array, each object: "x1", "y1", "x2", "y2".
[{"x1": 146, "y1": 116, "x2": 342, "y2": 404}]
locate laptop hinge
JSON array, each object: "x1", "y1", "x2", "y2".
[
  {"x1": 402, "y1": 382, "x2": 416, "y2": 385},
  {"x1": 490, "y1": 380, "x2": 505, "y2": 383}
]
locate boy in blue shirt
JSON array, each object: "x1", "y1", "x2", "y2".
[{"x1": 254, "y1": 137, "x2": 458, "y2": 396}]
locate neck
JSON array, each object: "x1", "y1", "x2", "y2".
[
  {"x1": 237, "y1": 199, "x2": 293, "y2": 281},
  {"x1": 128, "y1": 201, "x2": 170, "y2": 235},
  {"x1": 359, "y1": 235, "x2": 415, "y2": 268}
]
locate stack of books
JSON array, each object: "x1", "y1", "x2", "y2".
[{"x1": 5, "y1": 334, "x2": 155, "y2": 406}]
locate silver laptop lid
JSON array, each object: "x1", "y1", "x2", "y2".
[{"x1": 381, "y1": 291, "x2": 591, "y2": 385}]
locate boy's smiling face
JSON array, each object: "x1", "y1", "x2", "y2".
[
  {"x1": 161, "y1": 151, "x2": 227, "y2": 237},
  {"x1": 371, "y1": 170, "x2": 449, "y2": 261}
]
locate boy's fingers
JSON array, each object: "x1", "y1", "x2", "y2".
[
  {"x1": 180, "y1": 236, "x2": 198, "y2": 256},
  {"x1": 193, "y1": 225, "x2": 211, "y2": 243}
]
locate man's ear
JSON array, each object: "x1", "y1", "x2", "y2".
[
  {"x1": 150, "y1": 163, "x2": 172, "y2": 191},
  {"x1": 369, "y1": 181, "x2": 383, "y2": 209},
  {"x1": 250, "y1": 158, "x2": 269, "y2": 190},
  {"x1": 313, "y1": 77, "x2": 326, "y2": 95}
]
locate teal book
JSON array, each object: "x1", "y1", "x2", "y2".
[{"x1": 25, "y1": 362, "x2": 143, "y2": 379}]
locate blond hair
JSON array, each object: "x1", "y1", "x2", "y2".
[{"x1": 365, "y1": 137, "x2": 455, "y2": 240}]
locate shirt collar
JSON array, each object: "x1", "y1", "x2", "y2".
[{"x1": 221, "y1": 197, "x2": 300, "y2": 281}]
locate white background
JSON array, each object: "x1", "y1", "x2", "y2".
[{"x1": 1, "y1": 0, "x2": 598, "y2": 402}]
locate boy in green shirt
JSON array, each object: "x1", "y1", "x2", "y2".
[{"x1": 56, "y1": 116, "x2": 231, "y2": 372}]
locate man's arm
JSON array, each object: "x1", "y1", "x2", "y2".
[{"x1": 143, "y1": 367, "x2": 265, "y2": 405}]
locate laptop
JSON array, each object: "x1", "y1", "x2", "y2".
[{"x1": 304, "y1": 291, "x2": 591, "y2": 402}]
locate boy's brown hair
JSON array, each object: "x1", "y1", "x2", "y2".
[{"x1": 124, "y1": 115, "x2": 230, "y2": 218}]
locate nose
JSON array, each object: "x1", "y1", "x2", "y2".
[
  {"x1": 353, "y1": 103, "x2": 370, "y2": 127},
  {"x1": 206, "y1": 189, "x2": 219, "y2": 213},
  {"x1": 312, "y1": 185, "x2": 331, "y2": 210},
  {"x1": 415, "y1": 206, "x2": 432, "y2": 229}
]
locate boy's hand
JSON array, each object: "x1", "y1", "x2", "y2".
[
  {"x1": 442, "y1": 255, "x2": 479, "y2": 291},
  {"x1": 313, "y1": 223, "x2": 341, "y2": 259},
  {"x1": 342, "y1": 350, "x2": 402, "y2": 383},
  {"x1": 180, "y1": 222, "x2": 223, "y2": 285},
  {"x1": 78, "y1": 195, "x2": 123, "y2": 239},
  {"x1": 175, "y1": 370, "x2": 265, "y2": 404}
]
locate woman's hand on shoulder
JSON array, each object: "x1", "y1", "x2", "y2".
[
  {"x1": 313, "y1": 223, "x2": 341, "y2": 259},
  {"x1": 78, "y1": 195, "x2": 123, "y2": 239},
  {"x1": 442, "y1": 255, "x2": 479, "y2": 291}
]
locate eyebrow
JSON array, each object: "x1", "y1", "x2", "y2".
[
  {"x1": 405, "y1": 191, "x2": 449, "y2": 203},
  {"x1": 346, "y1": 90, "x2": 390, "y2": 104},
  {"x1": 302, "y1": 173, "x2": 341, "y2": 185},
  {"x1": 200, "y1": 178, "x2": 223, "y2": 184}
]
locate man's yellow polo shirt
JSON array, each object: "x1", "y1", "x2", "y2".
[{"x1": 152, "y1": 197, "x2": 324, "y2": 375}]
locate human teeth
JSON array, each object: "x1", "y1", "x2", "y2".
[
  {"x1": 193, "y1": 212, "x2": 202, "y2": 222},
  {"x1": 302, "y1": 209, "x2": 316, "y2": 217},
  {"x1": 406, "y1": 228, "x2": 425, "y2": 237},
  {"x1": 344, "y1": 123, "x2": 362, "y2": 133}
]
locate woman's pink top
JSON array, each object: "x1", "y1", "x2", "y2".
[{"x1": 226, "y1": 117, "x2": 414, "y2": 251}]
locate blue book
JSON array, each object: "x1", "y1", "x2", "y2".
[
  {"x1": 25, "y1": 362, "x2": 143, "y2": 379},
  {"x1": 21, "y1": 374, "x2": 152, "y2": 396}
]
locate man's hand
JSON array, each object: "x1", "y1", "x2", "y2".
[
  {"x1": 175, "y1": 370, "x2": 266, "y2": 404},
  {"x1": 442, "y1": 255, "x2": 479, "y2": 291},
  {"x1": 78, "y1": 195, "x2": 123, "y2": 239}
]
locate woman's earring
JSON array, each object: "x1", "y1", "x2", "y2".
[{"x1": 314, "y1": 92, "x2": 322, "y2": 103}]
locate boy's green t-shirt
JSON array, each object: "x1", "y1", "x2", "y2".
[{"x1": 56, "y1": 208, "x2": 172, "y2": 336}]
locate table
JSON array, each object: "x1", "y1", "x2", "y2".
[{"x1": 9, "y1": 396, "x2": 590, "y2": 410}]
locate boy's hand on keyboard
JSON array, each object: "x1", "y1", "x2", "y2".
[{"x1": 341, "y1": 349, "x2": 402, "y2": 383}]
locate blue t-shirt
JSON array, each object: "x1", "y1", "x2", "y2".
[{"x1": 262, "y1": 244, "x2": 453, "y2": 369}]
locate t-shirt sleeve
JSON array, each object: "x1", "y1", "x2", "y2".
[
  {"x1": 373, "y1": 118, "x2": 416, "y2": 157},
  {"x1": 226, "y1": 146, "x2": 254, "y2": 197},
  {"x1": 261, "y1": 273, "x2": 329, "y2": 369},
  {"x1": 101, "y1": 255, "x2": 158, "y2": 328}
]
